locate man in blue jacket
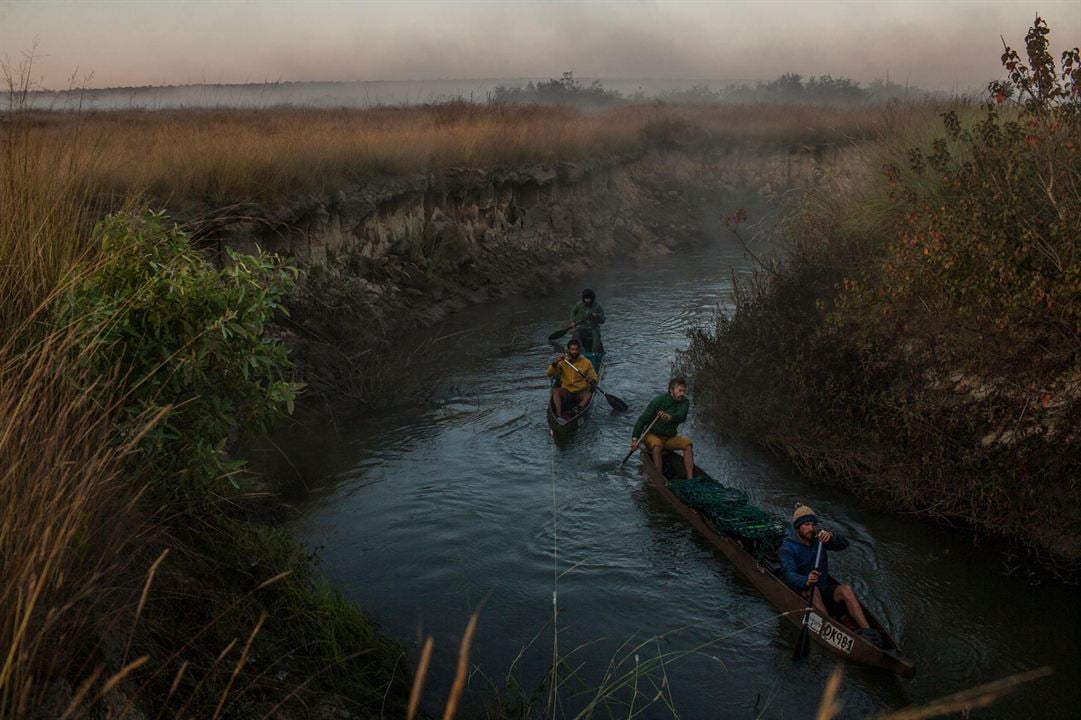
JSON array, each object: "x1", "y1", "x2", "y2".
[{"x1": 778, "y1": 505, "x2": 872, "y2": 633}]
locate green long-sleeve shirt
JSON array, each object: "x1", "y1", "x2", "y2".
[
  {"x1": 570, "y1": 301, "x2": 605, "y2": 333},
  {"x1": 633, "y1": 392, "x2": 690, "y2": 438}
]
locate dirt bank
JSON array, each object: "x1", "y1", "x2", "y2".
[{"x1": 196, "y1": 143, "x2": 836, "y2": 405}]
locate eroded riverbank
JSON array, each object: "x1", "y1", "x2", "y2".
[{"x1": 202, "y1": 143, "x2": 837, "y2": 404}]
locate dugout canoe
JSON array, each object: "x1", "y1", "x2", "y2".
[
  {"x1": 547, "y1": 349, "x2": 605, "y2": 431},
  {"x1": 641, "y1": 450, "x2": 917, "y2": 678}
]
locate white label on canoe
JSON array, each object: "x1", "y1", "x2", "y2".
[
  {"x1": 818, "y1": 622, "x2": 854, "y2": 655},
  {"x1": 807, "y1": 612, "x2": 823, "y2": 633}
]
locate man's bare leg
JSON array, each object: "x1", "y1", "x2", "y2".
[
  {"x1": 578, "y1": 389, "x2": 591, "y2": 411},
  {"x1": 836, "y1": 585, "x2": 871, "y2": 629},
  {"x1": 551, "y1": 388, "x2": 564, "y2": 417},
  {"x1": 651, "y1": 443, "x2": 663, "y2": 474},
  {"x1": 682, "y1": 445, "x2": 695, "y2": 479}
]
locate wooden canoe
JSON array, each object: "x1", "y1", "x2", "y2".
[
  {"x1": 642, "y1": 450, "x2": 916, "y2": 678},
  {"x1": 547, "y1": 350, "x2": 605, "y2": 431}
]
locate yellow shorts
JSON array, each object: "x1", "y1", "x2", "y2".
[{"x1": 642, "y1": 433, "x2": 692, "y2": 450}]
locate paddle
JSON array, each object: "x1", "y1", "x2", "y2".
[
  {"x1": 548, "y1": 310, "x2": 601, "y2": 342},
  {"x1": 618, "y1": 413, "x2": 660, "y2": 468},
  {"x1": 547, "y1": 325, "x2": 574, "y2": 342},
  {"x1": 793, "y1": 540, "x2": 824, "y2": 661},
  {"x1": 558, "y1": 357, "x2": 628, "y2": 412}
]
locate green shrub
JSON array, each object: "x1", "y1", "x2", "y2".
[
  {"x1": 690, "y1": 17, "x2": 1081, "y2": 570},
  {"x1": 48, "y1": 212, "x2": 409, "y2": 714},
  {"x1": 59, "y1": 210, "x2": 302, "y2": 494},
  {"x1": 840, "y1": 16, "x2": 1081, "y2": 381}
]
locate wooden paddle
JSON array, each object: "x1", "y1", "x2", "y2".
[
  {"x1": 558, "y1": 357, "x2": 628, "y2": 412},
  {"x1": 548, "y1": 310, "x2": 601, "y2": 342},
  {"x1": 618, "y1": 413, "x2": 661, "y2": 468},
  {"x1": 793, "y1": 540, "x2": 824, "y2": 660}
]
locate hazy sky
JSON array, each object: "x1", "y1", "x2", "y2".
[{"x1": 2, "y1": 1, "x2": 1079, "y2": 90}]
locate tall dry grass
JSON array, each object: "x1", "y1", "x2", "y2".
[
  {"x1": 0, "y1": 58, "x2": 159, "y2": 718},
  {"x1": 0, "y1": 115, "x2": 107, "y2": 330},
  {"x1": 16, "y1": 101, "x2": 909, "y2": 207},
  {"x1": 0, "y1": 321, "x2": 162, "y2": 718}
]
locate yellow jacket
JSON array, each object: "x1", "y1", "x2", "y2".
[{"x1": 546, "y1": 355, "x2": 598, "y2": 393}]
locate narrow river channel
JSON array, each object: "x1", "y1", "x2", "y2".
[{"x1": 257, "y1": 208, "x2": 1079, "y2": 718}]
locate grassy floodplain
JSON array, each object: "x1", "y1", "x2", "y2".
[
  {"x1": 1, "y1": 92, "x2": 965, "y2": 718},
  {"x1": 20, "y1": 101, "x2": 898, "y2": 207}
]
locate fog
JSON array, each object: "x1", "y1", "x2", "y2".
[{"x1": 2, "y1": 0, "x2": 1078, "y2": 96}]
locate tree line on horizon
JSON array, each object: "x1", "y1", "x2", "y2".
[{"x1": 490, "y1": 71, "x2": 951, "y2": 107}]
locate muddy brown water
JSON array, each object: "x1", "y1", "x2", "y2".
[{"x1": 253, "y1": 219, "x2": 1079, "y2": 718}]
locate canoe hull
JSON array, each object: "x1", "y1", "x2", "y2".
[{"x1": 641, "y1": 451, "x2": 916, "y2": 678}]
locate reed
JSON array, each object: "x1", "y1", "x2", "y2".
[
  {"x1": 11, "y1": 101, "x2": 936, "y2": 208},
  {"x1": 0, "y1": 318, "x2": 158, "y2": 718},
  {"x1": 0, "y1": 58, "x2": 150, "y2": 719}
]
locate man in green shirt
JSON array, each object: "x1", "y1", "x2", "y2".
[
  {"x1": 570, "y1": 288, "x2": 605, "y2": 353},
  {"x1": 631, "y1": 376, "x2": 694, "y2": 479}
]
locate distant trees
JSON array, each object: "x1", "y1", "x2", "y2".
[
  {"x1": 725, "y1": 73, "x2": 873, "y2": 104},
  {"x1": 490, "y1": 71, "x2": 623, "y2": 107},
  {"x1": 656, "y1": 84, "x2": 724, "y2": 103},
  {"x1": 491, "y1": 71, "x2": 942, "y2": 107},
  {"x1": 863, "y1": 78, "x2": 943, "y2": 103}
]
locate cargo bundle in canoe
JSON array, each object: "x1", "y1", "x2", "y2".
[{"x1": 641, "y1": 450, "x2": 916, "y2": 678}]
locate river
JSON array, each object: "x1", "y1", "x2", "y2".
[{"x1": 254, "y1": 209, "x2": 1079, "y2": 718}]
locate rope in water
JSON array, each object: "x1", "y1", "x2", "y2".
[{"x1": 666, "y1": 477, "x2": 788, "y2": 559}]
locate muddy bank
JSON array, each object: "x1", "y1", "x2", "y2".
[{"x1": 198, "y1": 143, "x2": 837, "y2": 405}]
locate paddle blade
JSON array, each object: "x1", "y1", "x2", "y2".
[
  {"x1": 603, "y1": 392, "x2": 628, "y2": 412},
  {"x1": 792, "y1": 625, "x2": 811, "y2": 660},
  {"x1": 548, "y1": 326, "x2": 570, "y2": 341}
]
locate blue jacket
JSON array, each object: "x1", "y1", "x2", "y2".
[{"x1": 778, "y1": 532, "x2": 849, "y2": 594}]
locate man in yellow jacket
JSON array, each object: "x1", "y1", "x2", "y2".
[{"x1": 547, "y1": 338, "x2": 598, "y2": 418}]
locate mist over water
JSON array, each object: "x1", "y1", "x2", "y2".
[{"x1": 12, "y1": 78, "x2": 744, "y2": 112}]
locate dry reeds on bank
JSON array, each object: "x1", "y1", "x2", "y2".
[
  {"x1": 0, "y1": 116, "x2": 105, "y2": 331},
  {"x1": 0, "y1": 320, "x2": 160, "y2": 718},
  {"x1": 12, "y1": 101, "x2": 917, "y2": 208},
  {"x1": 0, "y1": 75, "x2": 161, "y2": 713}
]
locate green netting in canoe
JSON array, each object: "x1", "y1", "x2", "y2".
[{"x1": 666, "y1": 477, "x2": 788, "y2": 559}]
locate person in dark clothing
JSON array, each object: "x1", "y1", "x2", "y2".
[
  {"x1": 569, "y1": 288, "x2": 605, "y2": 352},
  {"x1": 778, "y1": 505, "x2": 872, "y2": 632}
]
